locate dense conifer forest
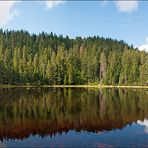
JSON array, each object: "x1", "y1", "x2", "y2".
[{"x1": 0, "y1": 29, "x2": 147, "y2": 85}]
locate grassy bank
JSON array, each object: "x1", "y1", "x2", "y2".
[{"x1": 0, "y1": 84, "x2": 148, "y2": 89}]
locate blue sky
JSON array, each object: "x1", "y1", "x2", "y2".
[{"x1": 0, "y1": 1, "x2": 148, "y2": 50}]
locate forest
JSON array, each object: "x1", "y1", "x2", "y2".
[{"x1": 0, "y1": 29, "x2": 147, "y2": 85}]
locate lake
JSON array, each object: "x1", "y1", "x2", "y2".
[{"x1": 0, "y1": 87, "x2": 148, "y2": 147}]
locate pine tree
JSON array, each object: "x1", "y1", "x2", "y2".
[
  {"x1": 139, "y1": 52, "x2": 148, "y2": 85},
  {"x1": 107, "y1": 52, "x2": 121, "y2": 85},
  {"x1": 100, "y1": 52, "x2": 107, "y2": 84}
]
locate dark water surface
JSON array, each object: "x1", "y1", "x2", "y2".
[{"x1": 0, "y1": 88, "x2": 148, "y2": 147}]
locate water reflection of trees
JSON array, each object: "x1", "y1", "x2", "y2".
[{"x1": 0, "y1": 88, "x2": 147, "y2": 140}]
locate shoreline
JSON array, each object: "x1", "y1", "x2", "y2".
[{"x1": 0, "y1": 85, "x2": 148, "y2": 89}]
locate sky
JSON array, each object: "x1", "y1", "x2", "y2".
[{"x1": 0, "y1": 0, "x2": 148, "y2": 51}]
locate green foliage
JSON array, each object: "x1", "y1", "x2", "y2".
[{"x1": 0, "y1": 29, "x2": 147, "y2": 85}]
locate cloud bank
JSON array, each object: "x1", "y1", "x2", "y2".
[
  {"x1": 0, "y1": 1, "x2": 19, "y2": 27},
  {"x1": 138, "y1": 44, "x2": 148, "y2": 52},
  {"x1": 137, "y1": 37, "x2": 148, "y2": 52}
]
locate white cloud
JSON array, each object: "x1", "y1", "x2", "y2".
[
  {"x1": 0, "y1": 1, "x2": 19, "y2": 27},
  {"x1": 115, "y1": 1, "x2": 138, "y2": 13},
  {"x1": 137, "y1": 119, "x2": 148, "y2": 126},
  {"x1": 137, "y1": 37, "x2": 148, "y2": 52},
  {"x1": 138, "y1": 44, "x2": 148, "y2": 52},
  {"x1": 137, "y1": 119, "x2": 148, "y2": 134},
  {"x1": 0, "y1": 1, "x2": 64, "y2": 27},
  {"x1": 45, "y1": 1, "x2": 65, "y2": 10}
]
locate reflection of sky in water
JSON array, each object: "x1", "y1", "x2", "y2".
[
  {"x1": 137, "y1": 119, "x2": 148, "y2": 134},
  {"x1": 0, "y1": 142, "x2": 6, "y2": 147},
  {"x1": 1, "y1": 123, "x2": 148, "y2": 147}
]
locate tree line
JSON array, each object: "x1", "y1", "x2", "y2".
[{"x1": 0, "y1": 29, "x2": 147, "y2": 85}]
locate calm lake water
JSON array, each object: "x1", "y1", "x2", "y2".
[{"x1": 0, "y1": 88, "x2": 148, "y2": 147}]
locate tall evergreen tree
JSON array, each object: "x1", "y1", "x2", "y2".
[{"x1": 100, "y1": 52, "x2": 107, "y2": 84}]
